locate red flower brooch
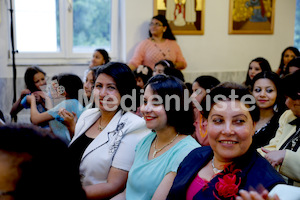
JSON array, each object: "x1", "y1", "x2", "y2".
[{"x1": 213, "y1": 165, "x2": 241, "y2": 200}]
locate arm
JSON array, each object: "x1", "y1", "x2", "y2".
[
  {"x1": 10, "y1": 89, "x2": 31, "y2": 116},
  {"x1": 84, "y1": 167, "x2": 128, "y2": 199},
  {"x1": 173, "y1": 41, "x2": 187, "y2": 70},
  {"x1": 110, "y1": 189, "x2": 126, "y2": 200},
  {"x1": 151, "y1": 172, "x2": 176, "y2": 200},
  {"x1": 58, "y1": 109, "x2": 77, "y2": 138},
  {"x1": 128, "y1": 40, "x2": 146, "y2": 70},
  {"x1": 29, "y1": 94, "x2": 54, "y2": 125}
]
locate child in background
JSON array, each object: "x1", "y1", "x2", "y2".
[
  {"x1": 83, "y1": 49, "x2": 110, "y2": 82},
  {"x1": 10, "y1": 66, "x2": 48, "y2": 124},
  {"x1": 28, "y1": 73, "x2": 84, "y2": 144}
]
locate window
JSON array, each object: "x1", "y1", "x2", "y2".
[
  {"x1": 12, "y1": 0, "x2": 118, "y2": 64},
  {"x1": 295, "y1": 0, "x2": 300, "y2": 49}
]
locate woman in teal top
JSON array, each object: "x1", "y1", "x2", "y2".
[{"x1": 112, "y1": 75, "x2": 200, "y2": 200}]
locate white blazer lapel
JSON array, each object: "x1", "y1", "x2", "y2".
[
  {"x1": 81, "y1": 110, "x2": 123, "y2": 160},
  {"x1": 69, "y1": 110, "x2": 101, "y2": 145}
]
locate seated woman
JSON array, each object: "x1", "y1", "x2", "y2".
[
  {"x1": 0, "y1": 124, "x2": 86, "y2": 200},
  {"x1": 243, "y1": 57, "x2": 272, "y2": 89},
  {"x1": 258, "y1": 70, "x2": 300, "y2": 186},
  {"x1": 10, "y1": 66, "x2": 47, "y2": 124},
  {"x1": 112, "y1": 75, "x2": 200, "y2": 200},
  {"x1": 29, "y1": 73, "x2": 84, "y2": 143},
  {"x1": 167, "y1": 82, "x2": 285, "y2": 200},
  {"x1": 276, "y1": 46, "x2": 299, "y2": 78},
  {"x1": 190, "y1": 75, "x2": 220, "y2": 146},
  {"x1": 68, "y1": 62, "x2": 150, "y2": 199},
  {"x1": 251, "y1": 71, "x2": 286, "y2": 148}
]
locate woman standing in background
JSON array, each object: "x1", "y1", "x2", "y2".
[{"x1": 128, "y1": 15, "x2": 187, "y2": 70}]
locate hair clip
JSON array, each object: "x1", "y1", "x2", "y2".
[{"x1": 137, "y1": 65, "x2": 149, "y2": 75}]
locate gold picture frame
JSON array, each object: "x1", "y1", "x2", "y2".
[
  {"x1": 229, "y1": 0, "x2": 275, "y2": 34},
  {"x1": 154, "y1": 0, "x2": 205, "y2": 35}
]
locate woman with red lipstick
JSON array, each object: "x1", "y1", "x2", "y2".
[
  {"x1": 68, "y1": 62, "x2": 150, "y2": 199},
  {"x1": 251, "y1": 71, "x2": 286, "y2": 148},
  {"x1": 112, "y1": 75, "x2": 199, "y2": 200},
  {"x1": 243, "y1": 57, "x2": 272, "y2": 89},
  {"x1": 167, "y1": 82, "x2": 285, "y2": 200}
]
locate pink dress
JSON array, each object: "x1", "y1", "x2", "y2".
[
  {"x1": 186, "y1": 174, "x2": 208, "y2": 200},
  {"x1": 129, "y1": 38, "x2": 187, "y2": 70}
]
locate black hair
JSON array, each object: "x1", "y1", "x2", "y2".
[
  {"x1": 282, "y1": 70, "x2": 300, "y2": 100},
  {"x1": 0, "y1": 124, "x2": 86, "y2": 200},
  {"x1": 57, "y1": 73, "x2": 83, "y2": 100},
  {"x1": 95, "y1": 62, "x2": 138, "y2": 110},
  {"x1": 24, "y1": 66, "x2": 46, "y2": 92},
  {"x1": 194, "y1": 75, "x2": 220, "y2": 90},
  {"x1": 145, "y1": 74, "x2": 195, "y2": 135},
  {"x1": 251, "y1": 71, "x2": 285, "y2": 112},
  {"x1": 284, "y1": 57, "x2": 300, "y2": 76},
  {"x1": 133, "y1": 65, "x2": 153, "y2": 87},
  {"x1": 278, "y1": 46, "x2": 300, "y2": 75},
  {"x1": 154, "y1": 59, "x2": 175, "y2": 69},
  {"x1": 94, "y1": 49, "x2": 111, "y2": 64},
  {"x1": 149, "y1": 15, "x2": 176, "y2": 40},
  {"x1": 245, "y1": 57, "x2": 272, "y2": 87},
  {"x1": 201, "y1": 82, "x2": 260, "y2": 123},
  {"x1": 164, "y1": 67, "x2": 185, "y2": 82}
]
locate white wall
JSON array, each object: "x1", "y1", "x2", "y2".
[{"x1": 125, "y1": 0, "x2": 296, "y2": 76}]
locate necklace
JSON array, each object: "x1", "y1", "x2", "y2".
[
  {"x1": 211, "y1": 156, "x2": 223, "y2": 174},
  {"x1": 98, "y1": 117, "x2": 106, "y2": 131},
  {"x1": 151, "y1": 38, "x2": 170, "y2": 58},
  {"x1": 152, "y1": 133, "x2": 179, "y2": 158}
]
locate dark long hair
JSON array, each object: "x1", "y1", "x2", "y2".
[
  {"x1": 95, "y1": 62, "x2": 138, "y2": 110},
  {"x1": 149, "y1": 15, "x2": 176, "y2": 40},
  {"x1": 278, "y1": 46, "x2": 300, "y2": 74},
  {"x1": 94, "y1": 49, "x2": 111, "y2": 64},
  {"x1": 145, "y1": 74, "x2": 195, "y2": 135},
  {"x1": 24, "y1": 66, "x2": 46, "y2": 92},
  {"x1": 251, "y1": 71, "x2": 285, "y2": 113},
  {"x1": 245, "y1": 57, "x2": 272, "y2": 87}
]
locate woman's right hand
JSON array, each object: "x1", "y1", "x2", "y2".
[
  {"x1": 20, "y1": 89, "x2": 31, "y2": 98},
  {"x1": 236, "y1": 189, "x2": 280, "y2": 200}
]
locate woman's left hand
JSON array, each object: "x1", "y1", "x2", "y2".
[{"x1": 261, "y1": 148, "x2": 286, "y2": 167}]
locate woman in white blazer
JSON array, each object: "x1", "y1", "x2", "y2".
[{"x1": 68, "y1": 62, "x2": 150, "y2": 199}]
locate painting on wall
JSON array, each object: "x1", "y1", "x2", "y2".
[
  {"x1": 229, "y1": 0, "x2": 275, "y2": 34},
  {"x1": 153, "y1": 0, "x2": 205, "y2": 35}
]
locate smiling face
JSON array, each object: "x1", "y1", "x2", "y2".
[
  {"x1": 141, "y1": 85, "x2": 168, "y2": 131},
  {"x1": 33, "y1": 72, "x2": 47, "y2": 90},
  {"x1": 252, "y1": 78, "x2": 277, "y2": 110},
  {"x1": 207, "y1": 100, "x2": 255, "y2": 162},
  {"x1": 248, "y1": 61, "x2": 262, "y2": 80},
  {"x1": 91, "y1": 51, "x2": 105, "y2": 67},
  {"x1": 93, "y1": 73, "x2": 121, "y2": 112},
  {"x1": 283, "y1": 49, "x2": 297, "y2": 66},
  {"x1": 84, "y1": 71, "x2": 95, "y2": 98}
]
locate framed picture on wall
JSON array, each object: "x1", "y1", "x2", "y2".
[
  {"x1": 153, "y1": 0, "x2": 205, "y2": 35},
  {"x1": 229, "y1": 0, "x2": 275, "y2": 34}
]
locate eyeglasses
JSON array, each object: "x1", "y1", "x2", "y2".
[{"x1": 149, "y1": 22, "x2": 163, "y2": 27}]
